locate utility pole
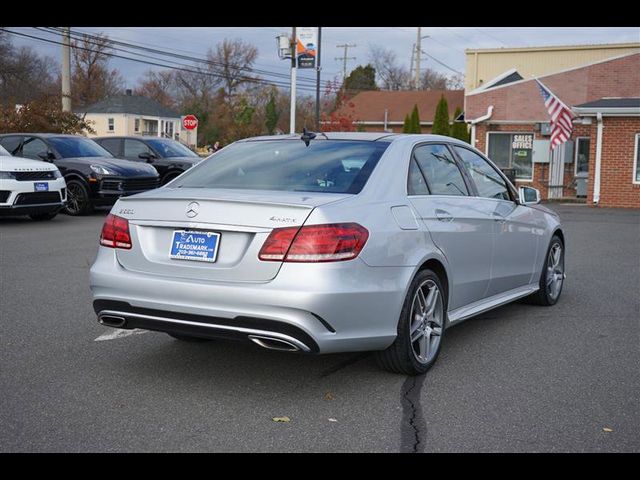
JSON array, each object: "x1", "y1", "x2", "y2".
[
  {"x1": 315, "y1": 27, "x2": 322, "y2": 131},
  {"x1": 335, "y1": 43, "x2": 356, "y2": 81},
  {"x1": 61, "y1": 27, "x2": 72, "y2": 112},
  {"x1": 290, "y1": 27, "x2": 297, "y2": 134},
  {"x1": 414, "y1": 27, "x2": 421, "y2": 90}
]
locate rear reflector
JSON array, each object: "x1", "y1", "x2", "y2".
[
  {"x1": 100, "y1": 213, "x2": 132, "y2": 249},
  {"x1": 258, "y1": 223, "x2": 369, "y2": 263}
]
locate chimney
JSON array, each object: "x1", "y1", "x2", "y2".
[{"x1": 126, "y1": 89, "x2": 132, "y2": 96}]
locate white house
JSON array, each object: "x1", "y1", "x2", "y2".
[{"x1": 76, "y1": 90, "x2": 198, "y2": 148}]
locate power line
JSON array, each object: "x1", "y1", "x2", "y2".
[
  {"x1": 56, "y1": 26, "x2": 325, "y2": 88},
  {"x1": 473, "y1": 28, "x2": 508, "y2": 47},
  {"x1": 1, "y1": 28, "x2": 320, "y2": 94},
  {"x1": 41, "y1": 27, "x2": 329, "y2": 89},
  {"x1": 419, "y1": 49, "x2": 463, "y2": 75}
]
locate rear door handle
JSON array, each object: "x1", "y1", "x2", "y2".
[
  {"x1": 493, "y1": 213, "x2": 507, "y2": 223},
  {"x1": 435, "y1": 209, "x2": 453, "y2": 222}
]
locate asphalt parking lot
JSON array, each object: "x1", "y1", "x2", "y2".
[{"x1": 0, "y1": 204, "x2": 638, "y2": 452}]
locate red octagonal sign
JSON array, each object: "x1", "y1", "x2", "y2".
[{"x1": 182, "y1": 114, "x2": 198, "y2": 130}]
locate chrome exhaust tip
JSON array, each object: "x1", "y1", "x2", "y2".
[
  {"x1": 249, "y1": 335, "x2": 300, "y2": 352},
  {"x1": 99, "y1": 314, "x2": 127, "y2": 328}
]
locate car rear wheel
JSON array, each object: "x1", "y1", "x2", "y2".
[
  {"x1": 29, "y1": 211, "x2": 58, "y2": 221},
  {"x1": 524, "y1": 234, "x2": 565, "y2": 306},
  {"x1": 376, "y1": 269, "x2": 446, "y2": 375},
  {"x1": 64, "y1": 180, "x2": 93, "y2": 216}
]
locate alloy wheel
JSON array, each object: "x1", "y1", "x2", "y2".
[
  {"x1": 65, "y1": 183, "x2": 83, "y2": 215},
  {"x1": 409, "y1": 279, "x2": 444, "y2": 364},
  {"x1": 546, "y1": 243, "x2": 564, "y2": 300}
]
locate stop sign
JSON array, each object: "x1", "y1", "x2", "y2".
[{"x1": 182, "y1": 114, "x2": 198, "y2": 130}]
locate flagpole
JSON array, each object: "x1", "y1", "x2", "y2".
[{"x1": 534, "y1": 78, "x2": 575, "y2": 115}]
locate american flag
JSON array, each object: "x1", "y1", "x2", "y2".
[{"x1": 536, "y1": 79, "x2": 575, "y2": 148}]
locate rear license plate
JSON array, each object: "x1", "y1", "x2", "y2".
[
  {"x1": 34, "y1": 182, "x2": 49, "y2": 192},
  {"x1": 170, "y1": 230, "x2": 220, "y2": 263}
]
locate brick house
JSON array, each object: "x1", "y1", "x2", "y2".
[
  {"x1": 331, "y1": 90, "x2": 464, "y2": 133},
  {"x1": 465, "y1": 51, "x2": 640, "y2": 208}
]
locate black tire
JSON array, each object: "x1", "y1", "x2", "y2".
[
  {"x1": 167, "y1": 333, "x2": 212, "y2": 342},
  {"x1": 161, "y1": 171, "x2": 182, "y2": 185},
  {"x1": 64, "y1": 179, "x2": 93, "y2": 216},
  {"x1": 523, "y1": 234, "x2": 565, "y2": 306},
  {"x1": 29, "y1": 211, "x2": 58, "y2": 221},
  {"x1": 376, "y1": 269, "x2": 447, "y2": 375}
]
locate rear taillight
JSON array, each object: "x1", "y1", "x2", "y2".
[
  {"x1": 258, "y1": 223, "x2": 369, "y2": 263},
  {"x1": 100, "y1": 214, "x2": 132, "y2": 249}
]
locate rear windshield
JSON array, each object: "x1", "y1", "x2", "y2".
[{"x1": 172, "y1": 140, "x2": 389, "y2": 194}]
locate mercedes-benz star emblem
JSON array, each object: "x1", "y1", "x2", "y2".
[{"x1": 186, "y1": 201, "x2": 199, "y2": 218}]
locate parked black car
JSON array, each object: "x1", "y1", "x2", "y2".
[
  {"x1": 0, "y1": 134, "x2": 160, "y2": 215},
  {"x1": 94, "y1": 136, "x2": 203, "y2": 185}
]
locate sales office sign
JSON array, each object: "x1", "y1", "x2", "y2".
[{"x1": 512, "y1": 134, "x2": 534, "y2": 157}]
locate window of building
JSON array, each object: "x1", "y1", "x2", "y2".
[
  {"x1": 413, "y1": 144, "x2": 468, "y2": 196},
  {"x1": 634, "y1": 134, "x2": 640, "y2": 184},
  {"x1": 134, "y1": 119, "x2": 140, "y2": 132},
  {"x1": 454, "y1": 146, "x2": 511, "y2": 201},
  {"x1": 108, "y1": 118, "x2": 115, "y2": 132},
  {"x1": 487, "y1": 132, "x2": 534, "y2": 180},
  {"x1": 575, "y1": 137, "x2": 590, "y2": 175}
]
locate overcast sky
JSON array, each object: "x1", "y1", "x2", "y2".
[{"x1": 5, "y1": 26, "x2": 640, "y2": 93}]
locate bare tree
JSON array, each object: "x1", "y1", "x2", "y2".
[
  {"x1": 71, "y1": 33, "x2": 125, "y2": 107},
  {"x1": 209, "y1": 39, "x2": 259, "y2": 100},
  {"x1": 368, "y1": 45, "x2": 411, "y2": 91},
  {"x1": 446, "y1": 73, "x2": 465, "y2": 90},
  {"x1": 134, "y1": 70, "x2": 177, "y2": 109},
  {"x1": 0, "y1": 32, "x2": 58, "y2": 106},
  {"x1": 420, "y1": 68, "x2": 450, "y2": 90}
]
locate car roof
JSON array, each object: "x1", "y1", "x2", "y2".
[
  {"x1": 238, "y1": 132, "x2": 473, "y2": 147},
  {"x1": 239, "y1": 132, "x2": 400, "y2": 142}
]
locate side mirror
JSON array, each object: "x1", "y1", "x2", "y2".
[
  {"x1": 138, "y1": 152, "x2": 155, "y2": 162},
  {"x1": 518, "y1": 186, "x2": 540, "y2": 205}
]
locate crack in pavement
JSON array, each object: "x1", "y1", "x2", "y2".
[
  {"x1": 400, "y1": 374, "x2": 427, "y2": 453},
  {"x1": 319, "y1": 352, "x2": 371, "y2": 378}
]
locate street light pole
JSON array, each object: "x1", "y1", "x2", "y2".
[
  {"x1": 315, "y1": 26, "x2": 322, "y2": 131},
  {"x1": 415, "y1": 27, "x2": 421, "y2": 90},
  {"x1": 290, "y1": 27, "x2": 297, "y2": 134},
  {"x1": 61, "y1": 27, "x2": 72, "y2": 112}
]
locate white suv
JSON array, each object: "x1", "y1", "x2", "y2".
[{"x1": 0, "y1": 145, "x2": 67, "y2": 220}]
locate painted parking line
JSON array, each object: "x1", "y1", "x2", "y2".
[{"x1": 94, "y1": 328, "x2": 149, "y2": 342}]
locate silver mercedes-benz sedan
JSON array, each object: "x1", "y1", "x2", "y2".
[{"x1": 90, "y1": 132, "x2": 565, "y2": 375}]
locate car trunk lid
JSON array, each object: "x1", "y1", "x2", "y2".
[{"x1": 113, "y1": 188, "x2": 350, "y2": 282}]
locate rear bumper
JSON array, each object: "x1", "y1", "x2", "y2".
[{"x1": 89, "y1": 247, "x2": 413, "y2": 354}]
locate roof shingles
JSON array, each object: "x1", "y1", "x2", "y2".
[
  {"x1": 76, "y1": 94, "x2": 180, "y2": 118},
  {"x1": 334, "y1": 90, "x2": 464, "y2": 124}
]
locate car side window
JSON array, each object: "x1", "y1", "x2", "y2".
[
  {"x1": 453, "y1": 146, "x2": 511, "y2": 201},
  {"x1": 99, "y1": 138, "x2": 122, "y2": 157},
  {"x1": 407, "y1": 158, "x2": 429, "y2": 195},
  {"x1": 21, "y1": 137, "x2": 49, "y2": 160},
  {"x1": 124, "y1": 139, "x2": 151, "y2": 159},
  {"x1": 413, "y1": 144, "x2": 468, "y2": 196},
  {"x1": 0, "y1": 136, "x2": 23, "y2": 155}
]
